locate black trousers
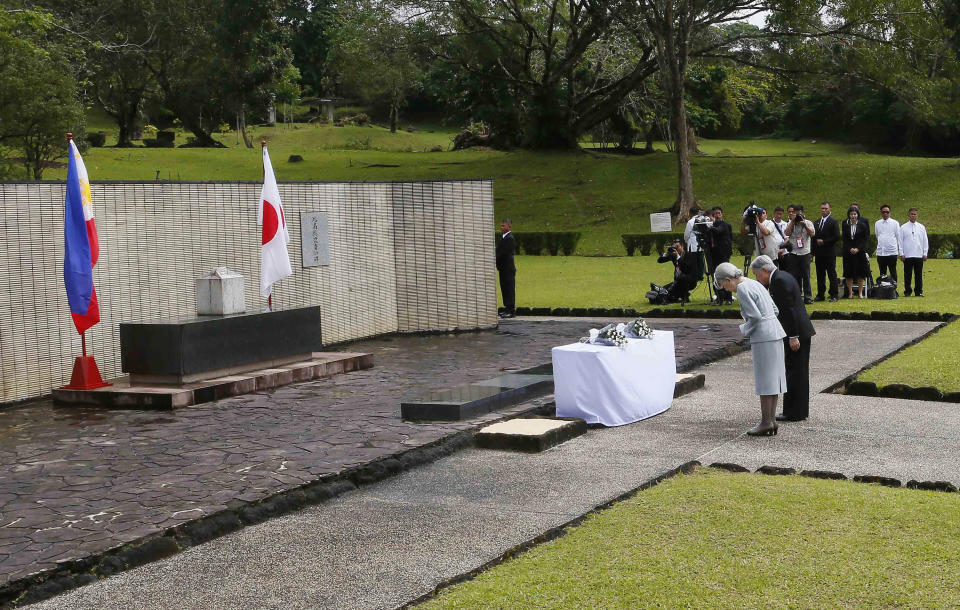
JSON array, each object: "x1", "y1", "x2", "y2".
[
  {"x1": 877, "y1": 255, "x2": 898, "y2": 282},
  {"x1": 902, "y1": 258, "x2": 924, "y2": 295},
  {"x1": 788, "y1": 253, "x2": 812, "y2": 299},
  {"x1": 708, "y1": 250, "x2": 732, "y2": 301},
  {"x1": 499, "y1": 270, "x2": 516, "y2": 312},
  {"x1": 814, "y1": 254, "x2": 838, "y2": 299},
  {"x1": 782, "y1": 336, "x2": 811, "y2": 419}
]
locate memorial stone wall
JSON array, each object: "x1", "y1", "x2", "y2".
[{"x1": 0, "y1": 180, "x2": 497, "y2": 404}]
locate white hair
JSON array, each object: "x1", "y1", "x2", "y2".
[
  {"x1": 713, "y1": 262, "x2": 743, "y2": 286},
  {"x1": 750, "y1": 255, "x2": 777, "y2": 273}
]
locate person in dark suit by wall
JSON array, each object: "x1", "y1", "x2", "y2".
[
  {"x1": 813, "y1": 201, "x2": 841, "y2": 302},
  {"x1": 496, "y1": 218, "x2": 516, "y2": 318},
  {"x1": 750, "y1": 255, "x2": 816, "y2": 421}
]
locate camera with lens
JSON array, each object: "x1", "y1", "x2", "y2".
[
  {"x1": 665, "y1": 245, "x2": 677, "y2": 256},
  {"x1": 778, "y1": 240, "x2": 794, "y2": 254},
  {"x1": 691, "y1": 213, "x2": 713, "y2": 246},
  {"x1": 794, "y1": 211, "x2": 805, "y2": 223},
  {"x1": 741, "y1": 203, "x2": 764, "y2": 235}
]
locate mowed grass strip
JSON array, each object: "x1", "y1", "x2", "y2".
[
  {"x1": 39, "y1": 123, "x2": 960, "y2": 254},
  {"x1": 423, "y1": 467, "x2": 960, "y2": 609},
  {"x1": 858, "y1": 319, "x2": 960, "y2": 393},
  {"x1": 500, "y1": 255, "x2": 960, "y2": 313}
]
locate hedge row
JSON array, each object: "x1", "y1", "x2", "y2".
[
  {"x1": 499, "y1": 232, "x2": 582, "y2": 256},
  {"x1": 510, "y1": 307, "x2": 954, "y2": 322},
  {"x1": 622, "y1": 233, "x2": 960, "y2": 259}
]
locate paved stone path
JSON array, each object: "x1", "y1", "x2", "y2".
[
  {"x1": 25, "y1": 319, "x2": 949, "y2": 610},
  {"x1": 0, "y1": 320, "x2": 741, "y2": 589}
]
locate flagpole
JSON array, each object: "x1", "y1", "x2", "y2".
[
  {"x1": 260, "y1": 140, "x2": 274, "y2": 312},
  {"x1": 62, "y1": 131, "x2": 109, "y2": 390}
]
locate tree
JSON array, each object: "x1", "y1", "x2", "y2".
[
  {"x1": 328, "y1": 0, "x2": 422, "y2": 133},
  {"x1": 0, "y1": 7, "x2": 85, "y2": 178},
  {"x1": 286, "y1": 0, "x2": 335, "y2": 97},
  {"x1": 36, "y1": 0, "x2": 155, "y2": 147},
  {"x1": 420, "y1": 0, "x2": 659, "y2": 148},
  {"x1": 211, "y1": 0, "x2": 293, "y2": 147}
]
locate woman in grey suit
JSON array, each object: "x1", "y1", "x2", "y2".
[{"x1": 714, "y1": 262, "x2": 787, "y2": 436}]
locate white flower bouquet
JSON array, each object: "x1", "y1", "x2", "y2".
[
  {"x1": 579, "y1": 323, "x2": 629, "y2": 348},
  {"x1": 625, "y1": 318, "x2": 654, "y2": 339}
]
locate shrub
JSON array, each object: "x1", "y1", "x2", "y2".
[
  {"x1": 85, "y1": 131, "x2": 106, "y2": 147},
  {"x1": 156, "y1": 131, "x2": 176, "y2": 147},
  {"x1": 499, "y1": 232, "x2": 582, "y2": 255}
]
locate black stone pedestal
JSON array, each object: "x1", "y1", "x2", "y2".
[{"x1": 120, "y1": 307, "x2": 323, "y2": 384}]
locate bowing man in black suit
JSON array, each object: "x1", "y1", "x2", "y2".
[
  {"x1": 750, "y1": 255, "x2": 816, "y2": 421},
  {"x1": 496, "y1": 218, "x2": 517, "y2": 318}
]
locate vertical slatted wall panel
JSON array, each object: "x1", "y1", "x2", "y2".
[{"x1": 0, "y1": 180, "x2": 494, "y2": 403}]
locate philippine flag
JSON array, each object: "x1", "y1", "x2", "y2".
[
  {"x1": 257, "y1": 145, "x2": 292, "y2": 298},
  {"x1": 63, "y1": 139, "x2": 101, "y2": 334}
]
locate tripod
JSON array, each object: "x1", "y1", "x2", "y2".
[{"x1": 698, "y1": 247, "x2": 715, "y2": 303}]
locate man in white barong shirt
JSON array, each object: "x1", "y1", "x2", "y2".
[
  {"x1": 874, "y1": 205, "x2": 901, "y2": 283},
  {"x1": 899, "y1": 208, "x2": 929, "y2": 297}
]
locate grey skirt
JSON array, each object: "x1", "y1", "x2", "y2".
[{"x1": 751, "y1": 339, "x2": 787, "y2": 396}]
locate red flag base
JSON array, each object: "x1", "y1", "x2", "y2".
[{"x1": 62, "y1": 356, "x2": 112, "y2": 390}]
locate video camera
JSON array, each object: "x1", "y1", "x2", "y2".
[
  {"x1": 691, "y1": 213, "x2": 713, "y2": 246},
  {"x1": 741, "y1": 203, "x2": 764, "y2": 235}
]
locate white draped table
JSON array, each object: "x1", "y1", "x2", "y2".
[{"x1": 551, "y1": 330, "x2": 676, "y2": 426}]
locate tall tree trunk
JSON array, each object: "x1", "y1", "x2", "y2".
[
  {"x1": 239, "y1": 109, "x2": 253, "y2": 148},
  {"x1": 389, "y1": 91, "x2": 398, "y2": 134},
  {"x1": 653, "y1": 3, "x2": 695, "y2": 223}
]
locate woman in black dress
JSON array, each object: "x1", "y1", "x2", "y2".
[{"x1": 842, "y1": 205, "x2": 870, "y2": 298}]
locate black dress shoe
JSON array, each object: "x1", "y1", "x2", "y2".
[
  {"x1": 829, "y1": 297, "x2": 838, "y2": 302},
  {"x1": 803, "y1": 298, "x2": 814, "y2": 305}
]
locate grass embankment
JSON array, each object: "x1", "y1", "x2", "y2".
[
  {"x1": 39, "y1": 118, "x2": 960, "y2": 255},
  {"x1": 857, "y1": 319, "x2": 960, "y2": 393},
  {"x1": 500, "y1": 255, "x2": 960, "y2": 313},
  {"x1": 424, "y1": 468, "x2": 960, "y2": 609}
]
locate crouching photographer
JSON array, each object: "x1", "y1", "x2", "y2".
[{"x1": 655, "y1": 238, "x2": 699, "y2": 303}]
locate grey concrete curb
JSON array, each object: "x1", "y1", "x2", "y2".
[{"x1": 401, "y1": 460, "x2": 702, "y2": 609}]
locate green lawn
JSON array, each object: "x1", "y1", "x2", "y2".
[
  {"x1": 423, "y1": 468, "x2": 960, "y2": 609},
  {"x1": 501, "y1": 255, "x2": 960, "y2": 313},
  {"x1": 857, "y1": 319, "x2": 960, "y2": 392},
  {"x1": 33, "y1": 120, "x2": 960, "y2": 255}
]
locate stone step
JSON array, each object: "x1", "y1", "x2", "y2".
[
  {"x1": 476, "y1": 418, "x2": 588, "y2": 452},
  {"x1": 52, "y1": 352, "x2": 373, "y2": 409}
]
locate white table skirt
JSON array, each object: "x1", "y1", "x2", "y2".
[{"x1": 551, "y1": 330, "x2": 676, "y2": 426}]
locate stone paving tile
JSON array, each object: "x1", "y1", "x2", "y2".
[{"x1": 0, "y1": 319, "x2": 741, "y2": 586}]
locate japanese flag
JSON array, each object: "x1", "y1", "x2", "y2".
[{"x1": 257, "y1": 146, "x2": 292, "y2": 298}]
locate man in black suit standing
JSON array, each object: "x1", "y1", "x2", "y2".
[
  {"x1": 813, "y1": 201, "x2": 841, "y2": 302},
  {"x1": 750, "y1": 255, "x2": 816, "y2": 421},
  {"x1": 496, "y1": 218, "x2": 517, "y2": 318},
  {"x1": 707, "y1": 206, "x2": 734, "y2": 304}
]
